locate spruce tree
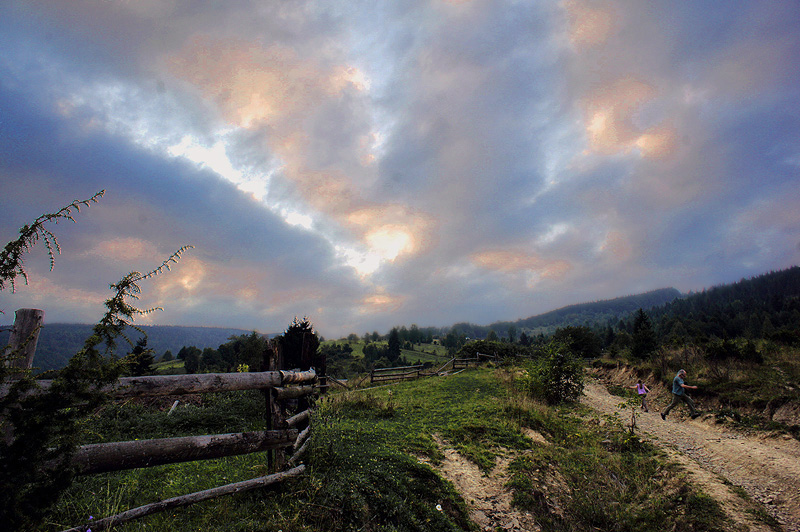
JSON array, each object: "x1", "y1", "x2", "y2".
[
  {"x1": 631, "y1": 308, "x2": 658, "y2": 358},
  {"x1": 387, "y1": 327, "x2": 401, "y2": 363}
]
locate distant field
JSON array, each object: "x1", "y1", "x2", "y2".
[
  {"x1": 321, "y1": 340, "x2": 450, "y2": 363},
  {"x1": 401, "y1": 346, "x2": 450, "y2": 365},
  {"x1": 152, "y1": 359, "x2": 186, "y2": 375}
]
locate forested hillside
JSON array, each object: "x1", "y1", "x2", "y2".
[
  {"x1": 447, "y1": 287, "x2": 681, "y2": 339},
  {"x1": 0, "y1": 323, "x2": 261, "y2": 372},
  {"x1": 510, "y1": 287, "x2": 681, "y2": 332},
  {"x1": 647, "y1": 266, "x2": 800, "y2": 343}
]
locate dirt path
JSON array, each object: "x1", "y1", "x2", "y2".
[
  {"x1": 421, "y1": 435, "x2": 541, "y2": 532},
  {"x1": 582, "y1": 381, "x2": 800, "y2": 532}
]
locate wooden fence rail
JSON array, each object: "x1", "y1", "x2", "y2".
[
  {"x1": 2, "y1": 309, "x2": 319, "y2": 532},
  {"x1": 61, "y1": 465, "x2": 307, "y2": 532},
  {"x1": 360, "y1": 352, "x2": 499, "y2": 387},
  {"x1": 72, "y1": 429, "x2": 299, "y2": 475},
  {"x1": 452, "y1": 352, "x2": 498, "y2": 370},
  {"x1": 452, "y1": 357, "x2": 478, "y2": 370},
  {"x1": 370, "y1": 364, "x2": 423, "y2": 383},
  {"x1": 0, "y1": 369, "x2": 318, "y2": 400}
]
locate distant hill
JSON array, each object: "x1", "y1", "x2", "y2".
[
  {"x1": 448, "y1": 288, "x2": 683, "y2": 339},
  {"x1": 0, "y1": 324, "x2": 272, "y2": 373},
  {"x1": 510, "y1": 287, "x2": 683, "y2": 332}
]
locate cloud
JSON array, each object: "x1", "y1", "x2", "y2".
[
  {"x1": 0, "y1": 79, "x2": 367, "y2": 332},
  {"x1": 471, "y1": 249, "x2": 572, "y2": 286},
  {"x1": 563, "y1": 0, "x2": 616, "y2": 48},
  {"x1": 167, "y1": 36, "x2": 436, "y2": 266},
  {"x1": 2, "y1": 0, "x2": 799, "y2": 338}
]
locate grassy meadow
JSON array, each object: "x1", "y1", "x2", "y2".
[{"x1": 46, "y1": 364, "x2": 736, "y2": 532}]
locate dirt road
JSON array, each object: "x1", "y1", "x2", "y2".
[{"x1": 582, "y1": 381, "x2": 800, "y2": 532}]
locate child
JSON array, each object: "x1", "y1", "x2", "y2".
[{"x1": 630, "y1": 379, "x2": 651, "y2": 412}]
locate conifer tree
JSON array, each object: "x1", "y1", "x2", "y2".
[
  {"x1": 387, "y1": 327, "x2": 401, "y2": 363},
  {"x1": 631, "y1": 308, "x2": 657, "y2": 358},
  {"x1": 279, "y1": 317, "x2": 320, "y2": 370},
  {"x1": 0, "y1": 192, "x2": 191, "y2": 528}
]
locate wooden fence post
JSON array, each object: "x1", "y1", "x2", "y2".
[
  {"x1": 5, "y1": 308, "x2": 44, "y2": 371},
  {"x1": 265, "y1": 340, "x2": 278, "y2": 472},
  {"x1": 3, "y1": 309, "x2": 43, "y2": 445}
]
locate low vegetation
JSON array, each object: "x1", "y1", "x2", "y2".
[
  {"x1": 597, "y1": 339, "x2": 800, "y2": 438},
  {"x1": 40, "y1": 363, "x2": 739, "y2": 531}
]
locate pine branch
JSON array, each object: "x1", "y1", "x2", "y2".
[{"x1": 0, "y1": 190, "x2": 105, "y2": 292}]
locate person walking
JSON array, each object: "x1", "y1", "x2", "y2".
[
  {"x1": 630, "y1": 379, "x2": 651, "y2": 412},
  {"x1": 661, "y1": 369, "x2": 700, "y2": 420}
]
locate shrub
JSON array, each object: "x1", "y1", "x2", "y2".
[
  {"x1": 522, "y1": 341, "x2": 584, "y2": 404},
  {"x1": 457, "y1": 340, "x2": 536, "y2": 360}
]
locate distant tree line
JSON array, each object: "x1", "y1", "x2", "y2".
[
  {"x1": 348, "y1": 266, "x2": 800, "y2": 371},
  {"x1": 140, "y1": 266, "x2": 800, "y2": 381},
  {"x1": 169, "y1": 318, "x2": 324, "y2": 376}
]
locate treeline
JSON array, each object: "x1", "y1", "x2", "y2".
[
  {"x1": 533, "y1": 266, "x2": 800, "y2": 365},
  {"x1": 323, "y1": 328, "x2": 434, "y2": 377},
  {"x1": 343, "y1": 325, "x2": 438, "y2": 346},
  {"x1": 166, "y1": 318, "x2": 323, "y2": 375},
  {"x1": 501, "y1": 287, "x2": 681, "y2": 334},
  {"x1": 172, "y1": 332, "x2": 269, "y2": 374},
  {"x1": 434, "y1": 288, "x2": 681, "y2": 342},
  {"x1": 646, "y1": 266, "x2": 800, "y2": 345},
  {"x1": 373, "y1": 266, "x2": 800, "y2": 370}
]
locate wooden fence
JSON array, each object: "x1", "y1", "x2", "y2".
[
  {"x1": 3, "y1": 310, "x2": 502, "y2": 530},
  {"x1": 366, "y1": 352, "x2": 500, "y2": 385},
  {"x1": 370, "y1": 363, "x2": 423, "y2": 383},
  {"x1": 453, "y1": 352, "x2": 497, "y2": 370},
  {"x1": 1, "y1": 309, "x2": 318, "y2": 532}
]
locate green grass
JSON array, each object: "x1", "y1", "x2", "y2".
[
  {"x1": 320, "y1": 340, "x2": 450, "y2": 363},
  {"x1": 506, "y1": 412, "x2": 729, "y2": 531},
  {"x1": 151, "y1": 359, "x2": 186, "y2": 375},
  {"x1": 401, "y1": 347, "x2": 450, "y2": 366},
  {"x1": 46, "y1": 367, "x2": 737, "y2": 531}
]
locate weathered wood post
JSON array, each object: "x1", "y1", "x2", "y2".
[
  {"x1": 5, "y1": 308, "x2": 44, "y2": 371},
  {"x1": 265, "y1": 339, "x2": 285, "y2": 472},
  {"x1": 3, "y1": 309, "x2": 44, "y2": 445}
]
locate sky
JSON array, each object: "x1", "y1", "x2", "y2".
[{"x1": 1, "y1": 0, "x2": 799, "y2": 339}]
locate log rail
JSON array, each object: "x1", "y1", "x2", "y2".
[{"x1": 1, "y1": 308, "x2": 319, "y2": 532}]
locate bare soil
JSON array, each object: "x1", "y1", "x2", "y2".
[
  {"x1": 421, "y1": 435, "x2": 542, "y2": 531},
  {"x1": 421, "y1": 368, "x2": 800, "y2": 532},
  {"x1": 583, "y1": 374, "x2": 800, "y2": 532}
]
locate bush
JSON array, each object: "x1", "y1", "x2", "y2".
[{"x1": 522, "y1": 341, "x2": 584, "y2": 404}]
